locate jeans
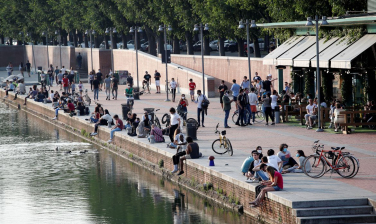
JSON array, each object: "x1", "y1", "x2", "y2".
[
  {"x1": 197, "y1": 108, "x2": 204, "y2": 125},
  {"x1": 286, "y1": 166, "x2": 304, "y2": 173},
  {"x1": 64, "y1": 87, "x2": 69, "y2": 93},
  {"x1": 110, "y1": 127, "x2": 121, "y2": 139},
  {"x1": 49, "y1": 77, "x2": 54, "y2": 86},
  {"x1": 91, "y1": 117, "x2": 98, "y2": 123},
  {"x1": 224, "y1": 109, "x2": 230, "y2": 127},
  {"x1": 181, "y1": 107, "x2": 187, "y2": 120},
  {"x1": 264, "y1": 107, "x2": 274, "y2": 123},
  {"x1": 90, "y1": 80, "x2": 93, "y2": 90},
  {"x1": 255, "y1": 171, "x2": 269, "y2": 181},
  {"x1": 171, "y1": 88, "x2": 176, "y2": 101},
  {"x1": 236, "y1": 107, "x2": 245, "y2": 125},
  {"x1": 112, "y1": 88, "x2": 118, "y2": 99},
  {"x1": 94, "y1": 88, "x2": 99, "y2": 100},
  {"x1": 169, "y1": 124, "x2": 179, "y2": 142},
  {"x1": 106, "y1": 88, "x2": 111, "y2": 98},
  {"x1": 55, "y1": 108, "x2": 60, "y2": 116},
  {"x1": 244, "y1": 105, "x2": 251, "y2": 124},
  {"x1": 8, "y1": 72, "x2": 11, "y2": 76}
]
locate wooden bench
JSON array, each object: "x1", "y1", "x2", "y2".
[
  {"x1": 338, "y1": 110, "x2": 376, "y2": 134},
  {"x1": 281, "y1": 103, "x2": 307, "y2": 125}
]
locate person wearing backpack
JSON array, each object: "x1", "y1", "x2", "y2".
[{"x1": 195, "y1": 90, "x2": 208, "y2": 127}]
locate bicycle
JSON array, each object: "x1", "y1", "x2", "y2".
[
  {"x1": 161, "y1": 113, "x2": 171, "y2": 127},
  {"x1": 148, "y1": 109, "x2": 162, "y2": 129},
  {"x1": 211, "y1": 123, "x2": 233, "y2": 156},
  {"x1": 142, "y1": 80, "x2": 151, "y2": 94},
  {"x1": 303, "y1": 140, "x2": 359, "y2": 179},
  {"x1": 232, "y1": 103, "x2": 264, "y2": 124}
]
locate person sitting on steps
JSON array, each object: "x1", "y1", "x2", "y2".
[
  {"x1": 90, "y1": 109, "x2": 114, "y2": 136},
  {"x1": 176, "y1": 137, "x2": 202, "y2": 175}
]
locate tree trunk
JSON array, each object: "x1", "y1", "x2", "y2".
[
  {"x1": 84, "y1": 33, "x2": 89, "y2": 48},
  {"x1": 144, "y1": 26, "x2": 156, "y2": 56},
  {"x1": 17, "y1": 40, "x2": 22, "y2": 45},
  {"x1": 42, "y1": 37, "x2": 46, "y2": 45},
  {"x1": 94, "y1": 35, "x2": 99, "y2": 48},
  {"x1": 173, "y1": 37, "x2": 180, "y2": 54},
  {"x1": 236, "y1": 38, "x2": 245, "y2": 57},
  {"x1": 112, "y1": 33, "x2": 117, "y2": 49},
  {"x1": 0, "y1": 35, "x2": 3, "y2": 44},
  {"x1": 218, "y1": 37, "x2": 225, "y2": 56},
  {"x1": 204, "y1": 35, "x2": 210, "y2": 55},
  {"x1": 185, "y1": 31, "x2": 194, "y2": 55},
  {"x1": 157, "y1": 34, "x2": 163, "y2": 55},
  {"x1": 253, "y1": 38, "x2": 261, "y2": 58},
  {"x1": 104, "y1": 34, "x2": 109, "y2": 49},
  {"x1": 62, "y1": 30, "x2": 68, "y2": 46},
  {"x1": 73, "y1": 32, "x2": 78, "y2": 47},
  {"x1": 122, "y1": 32, "x2": 128, "y2": 49}
]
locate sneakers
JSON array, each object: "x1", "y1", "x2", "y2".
[
  {"x1": 52, "y1": 117, "x2": 57, "y2": 120},
  {"x1": 90, "y1": 132, "x2": 98, "y2": 136},
  {"x1": 271, "y1": 123, "x2": 275, "y2": 125},
  {"x1": 107, "y1": 139, "x2": 112, "y2": 143},
  {"x1": 308, "y1": 126, "x2": 313, "y2": 129},
  {"x1": 171, "y1": 169, "x2": 178, "y2": 174},
  {"x1": 245, "y1": 179, "x2": 259, "y2": 183},
  {"x1": 265, "y1": 123, "x2": 269, "y2": 126},
  {"x1": 177, "y1": 171, "x2": 184, "y2": 175}
]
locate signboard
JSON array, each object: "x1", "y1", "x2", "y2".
[{"x1": 161, "y1": 50, "x2": 171, "y2": 64}]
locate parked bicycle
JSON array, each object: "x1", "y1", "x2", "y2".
[
  {"x1": 303, "y1": 140, "x2": 359, "y2": 178},
  {"x1": 232, "y1": 103, "x2": 264, "y2": 124},
  {"x1": 148, "y1": 109, "x2": 162, "y2": 129},
  {"x1": 212, "y1": 123, "x2": 233, "y2": 156}
]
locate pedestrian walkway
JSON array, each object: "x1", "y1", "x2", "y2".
[{"x1": 46, "y1": 81, "x2": 376, "y2": 197}]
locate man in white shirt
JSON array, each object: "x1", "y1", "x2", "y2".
[
  {"x1": 168, "y1": 107, "x2": 181, "y2": 142},
  {"x1": 195, "y1": 90, "x2": 205, "y2": 127},
  {"x1": 170, "y1": 78, "x2": 177, "y2": 102},
  {"x1": 305, "y1": 99, "x2": 317, "y2": 129},
  {"x1": 61, "y1": 66, "x2": 66, "y2": 74},
  {"x1": 266, "y1": 149, "x2": 282, "y2": 172},
  {"x1": 248, "y1": 87, "x2": 258, "y2": 124}
]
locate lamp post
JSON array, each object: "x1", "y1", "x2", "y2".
[
  {"x1": 42, "y1": 31, "x2": 49, "y2": 70},
  {"x1": 158, "y1": 24, "x2": 173, "y2": 101},
  {"x1": 129, "y1": 26, "x2": 143, "y2": 92},
  {"x1": 55, "y1": 30, "x2": 62, "y2": 69},
  {"x1": 85, "y1": 29, "x2": 95, "y2": 72},
  {"x1": 19, "y1": 32, "x2": 27, "y2": 75},
  {"x1": 193, "y1": 23, "x2": 209, "y2": 95},
  {"x1": 306, "y1": 16, "x2": 328, "y2": 132},
  {"x1": 26, "y1": 32, "x2": 37, "y2": 76},
  {"x1": 238, "y1": 20, "x2": 257, "y2": 87},
  {"x1": 105, "y1": 27, "x2": 117, "y2": 73}
]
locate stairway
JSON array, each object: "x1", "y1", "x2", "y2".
[
  {"x1": 293, "y1": 198, "x2": 376, "y2": 224},
  {"x1": 76, "y1": 67, "x2": 88, "y2": 82}
]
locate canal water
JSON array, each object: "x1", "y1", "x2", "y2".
[{"x1": 0, "y1": 102, "x2": 261, "y2": 224}]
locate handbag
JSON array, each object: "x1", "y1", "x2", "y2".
[
  {"x1": 153, "y1": 129, "x2": 165, "y2": 142},
  {"x1": 201, "y1": 95, "x2": 210, "y2": 108},
  {"x1": 255, "y1": 184, "x2": 266, "y2": 198}
]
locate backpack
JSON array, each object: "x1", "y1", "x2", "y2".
[
  {"x1": 255, "y1": 184, "x2": 267, "y2": 198},
  {"x1": 201, "y1": 95, "x2": 210, "y2": 108}
]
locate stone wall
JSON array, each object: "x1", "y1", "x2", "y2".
[
  {"x1": 0, "y1": 89, "x2": 297, "y2": 224},
  {"x1": 0, "y1": 45, "x2": 25, "y2": 67}
]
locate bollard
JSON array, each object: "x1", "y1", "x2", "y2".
[{"x1": 209, "y1": 156, "x2": 215, "y2": 166}]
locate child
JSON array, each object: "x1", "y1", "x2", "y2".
[
  {"x1": 71, "y1": 81, "x2": 76, "y2": 95},
  {"x1": 78, "y1": 81, "x2": 83, "y2": 96}
]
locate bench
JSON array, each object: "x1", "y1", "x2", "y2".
[
  {"x1": 338, "y1": 110, "x2": 376, "y2": 134},
  {"x1": 280, "y1": 103, "x2": 307, "y2": 125}
]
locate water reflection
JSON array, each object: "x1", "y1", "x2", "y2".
[{"x1": 0, "y1": 102, "x2": 261, "y2": 224}]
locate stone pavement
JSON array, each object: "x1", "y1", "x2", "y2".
[
  {"x1": 45, "y1": 80, "x2": 376, "y2": 201},
  {"x1": 0, "y1": 70, "x2": 39, "y2": 87}
]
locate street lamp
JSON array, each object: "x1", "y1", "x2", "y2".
[
  {"x1": 85, "y1": 29, "x2": 95, "y2": 72},
  {"x1": 158, "y1": 24, "x2": 173, "y2": 101},
  {"x1": 193, "y1": 23, "x2": 209, "y2": 95},
  {"x1": 129, "y1": 26, "x2": 143, "y2": 93},
  {"x1": 19, "y1": 32, "x2": 27, "y2": 75},
  {"x1": 42, "y1": 31, "x2": 49, "y2": 70},
  {"x1": 306, "y1": 15, "x2": 329, "y2": 132},
  {"x1": 238, "y1": 19, "x2": 257, "y2": 88},
  {"x1": 27, "y1": 32, "x2": 37, "y2": 76},
  {"x1": 55, "y1": 30, "x2": 62, "y2": 69},
  {"x1": 105, "y1": 27, "x2": 117, "y2": 73}
]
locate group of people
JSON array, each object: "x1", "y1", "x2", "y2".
[
  {"x1": 6, "y1": 61, "x2": 32, "y2": 77},
  {"x1": 240, "y1": 144, "x2": 310, "y2": 207},
  {"x1": 89, "y1": 69, "x2": 120, "y2": 101}
]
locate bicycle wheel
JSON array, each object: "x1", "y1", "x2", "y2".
[
  {"x1": 226, "y1": 139, "x2": 233, "y2": 156},
  {"x1": 212, "y1": 139, "x2": 228, "y2": 155},
  {"x1": 348, "y1": 155, "x2": 360, "y2": 178},
  {"x1": 187, "y1": 118, "x2": 199, "y2": 130},
  {"x1": 154, "y1": 117, "x2": 161, "y2": 129},
  {"x1": 232, "y1": 111, "x2": 239, "y2": 124},
  {"x1": 303, "y1": 155, "x2": 326, "y2": 178},
  {"x1": 336, "y1": 155, "x2": 357, "y2": 178},
  {"x1": 162, "y1": 113, "x2": 170, "y2": 125},
  {"x1": 254, "y1": 110, "x2": 265, "y2": 123}
]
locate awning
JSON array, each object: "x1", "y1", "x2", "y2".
[
  {"x1": 293, "y1": 37, "x2": 339, "y2": 67},
  {"x1": 331, "y1": 34, "x2": 376, "y2": 69},
  {"x1": 277, "y1": 36, "x2": 316, "y2": 66},
  {"x1": 311, "y1": 37, "x2": 352, "y2": 68},
  {"x1": 263, "y1": 36, "x2": 305, "y2": 65}
]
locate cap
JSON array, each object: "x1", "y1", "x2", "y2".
[{"x1": 267, "y1": 74, "x2": 272, "y2": 77}]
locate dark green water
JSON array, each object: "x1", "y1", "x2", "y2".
[{"x1": 0, "y1": 103, "x2": 259, "y2": 224}]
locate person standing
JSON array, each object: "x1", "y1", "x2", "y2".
[
  {"x1": 284, "y1": 82, "x2": 290, "y2": 94},
  {"x1": 241, "y1": 76, "x2": 250, "y2": 90},
  {"x1": 48, "y1": 68, "x2": 54, "y2": 87},
  {"x1": 61, "y1": 65, "x2": 66, "y2": 74},
  {"x1": 112, "y1": 75, "x2": 119, "y2": 100},
  {"x1": 143, "y1": 71, "x2": 151, "y2": 93},
  {"x1": 244, "y1": 88, "x2": 252, "y2": 125},
  {"x1": 92, "y1": 76, "x2": 100, "y2": 101},
  {"x1": 248, "y1": 88, "x2": 258, "y2": 124},
  {"x1": 54, "y1": 66, "x2": 59, "y2": 84},
  {"x1": 271, "y1": 90, "x2": 279, "y2": 119},
  {"x1": 19, "y1": 62, "x2": 24, "y2": 77},
  {"x1": 104, "y1": 75, "x2": 112, "y2": 100},
  {"x1": 170, "y1": 78, "x2": 177, "y2": 102},
  {"x1": 168, "y1": 107, "x2": 181, "y2": 142},
  {"x1": 230, "y1": 79, "x2": 240, "y2": 111},
  {"x1": 253, "y1": 72, "x2": 261, "y2": 82},
  {"x1": 263, "y1": 92, "x2": 275, "y2": 125},
  {"x1": 78, "y1": 81, "x2": 83, "y2": 97},
  {"x1": 177, "y1": 94, "x2": 189, "y2": 121},
  {"x1": 263, "y1": 74, "x2": 273, "y2": 95},
  {"x1": 77, "y1": 53, "x2": 82, "y2": 69},
  {"x1": 189, "y1": 79, "x2": 196, "y2": 101},
  {"x1": 154, "y1": 70, "x2": 161, "y2": 93},
  {"x1": 127, "y1": 73, "x2": 134, "y2": 88},
  {"x1": 6, "y1": 62, "x2": 13, "y2": 76},
  {"x1": 223, "y1": 90, "x2": 233, "y2": 128},
  {"x1": 89, "y1": 71, "x2": 94, "y2": 91},
  {"x1": 96, "y1": 69, "x2": 103, "y2": 91},
  {"x1": 62, "y1": 74, "x2": 69, "y2": 93},
  {"x1": 26, "y1": 60, "x2": 31, "y2": 77},
  {"x1": 218, "y1": 80, "x2": 228, "y2": 109},
  {"x1": 40, "y1": 71, "x2": 47, "y2": 89},
  {"x1": 195, "y1": 90, "x2": 206, "y2": 127},
  {"x1": 108, "y1": 115, "x2": 123, "y2": 143},
  {"x1": 57, "y1": 70, "x2": 64, "y2": 90},
  {"x1": 235, "y1": 88, "x2": 247, "y2": 126}
]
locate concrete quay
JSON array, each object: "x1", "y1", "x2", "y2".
[{"x1": 1, "y1": 82, "x2": 376, "y2": 224}]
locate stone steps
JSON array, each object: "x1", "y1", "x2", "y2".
[{"x1": 293, "y1": 199, "x2": 376, "y2": 224}]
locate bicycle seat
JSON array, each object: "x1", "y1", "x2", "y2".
[
  {"x1": 156, "y1": 109, "x2": 160, "y2": 111},
  {"x1": 341, "y1": 147, "x2": 345, "y2": 150},
  {"x1": 331, "y1": 147, "x2": 340, "y2": 150},
  {"x1": 221, "y1": 130, "x2": 226, "y2": 136}
]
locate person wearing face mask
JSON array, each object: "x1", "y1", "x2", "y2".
[
  {"x1": 282, "y1": 150, "x2": 310, "y2": 173},
  {"x1": 240, "y1": 146, "x2": 263, "y2": 175},
  {"x1": 125, "y1": 85, "x2": 134, "y2": 108},
  {"x1": 277, "y1": 143, "x2": 298, "y2": 169},
  {"x1": 178, "y1": 94, "x2": 189, "y2": 122},
  {"x1": 222, "y1": 90, "x2": 233, "y2": 128}
]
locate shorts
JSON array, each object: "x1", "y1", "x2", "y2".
[
  {"x1": 251, "y1": 105, "x2": 257, "y2": 112},
  {"x1": 273, "y1": 186, "x2": 282, "y2": 191},
  {"x1": 190, "y1": 90, "x2": 194, "y2": 95},
  {"x1": 183, "y1": 154, "x2": 191, "y2": 159},
  {"x1": 100, "y1": 80, "x2": 104, "y2": 84},
  {"x1": 27, "y1": 68, "x2": 30, "y2": 72},
  {"x1": 155, "y1": 80, "x2": 160, "y2": 86},
  {"x1": 233, "y1": 96, "x2": 237, "y2": 101}
]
